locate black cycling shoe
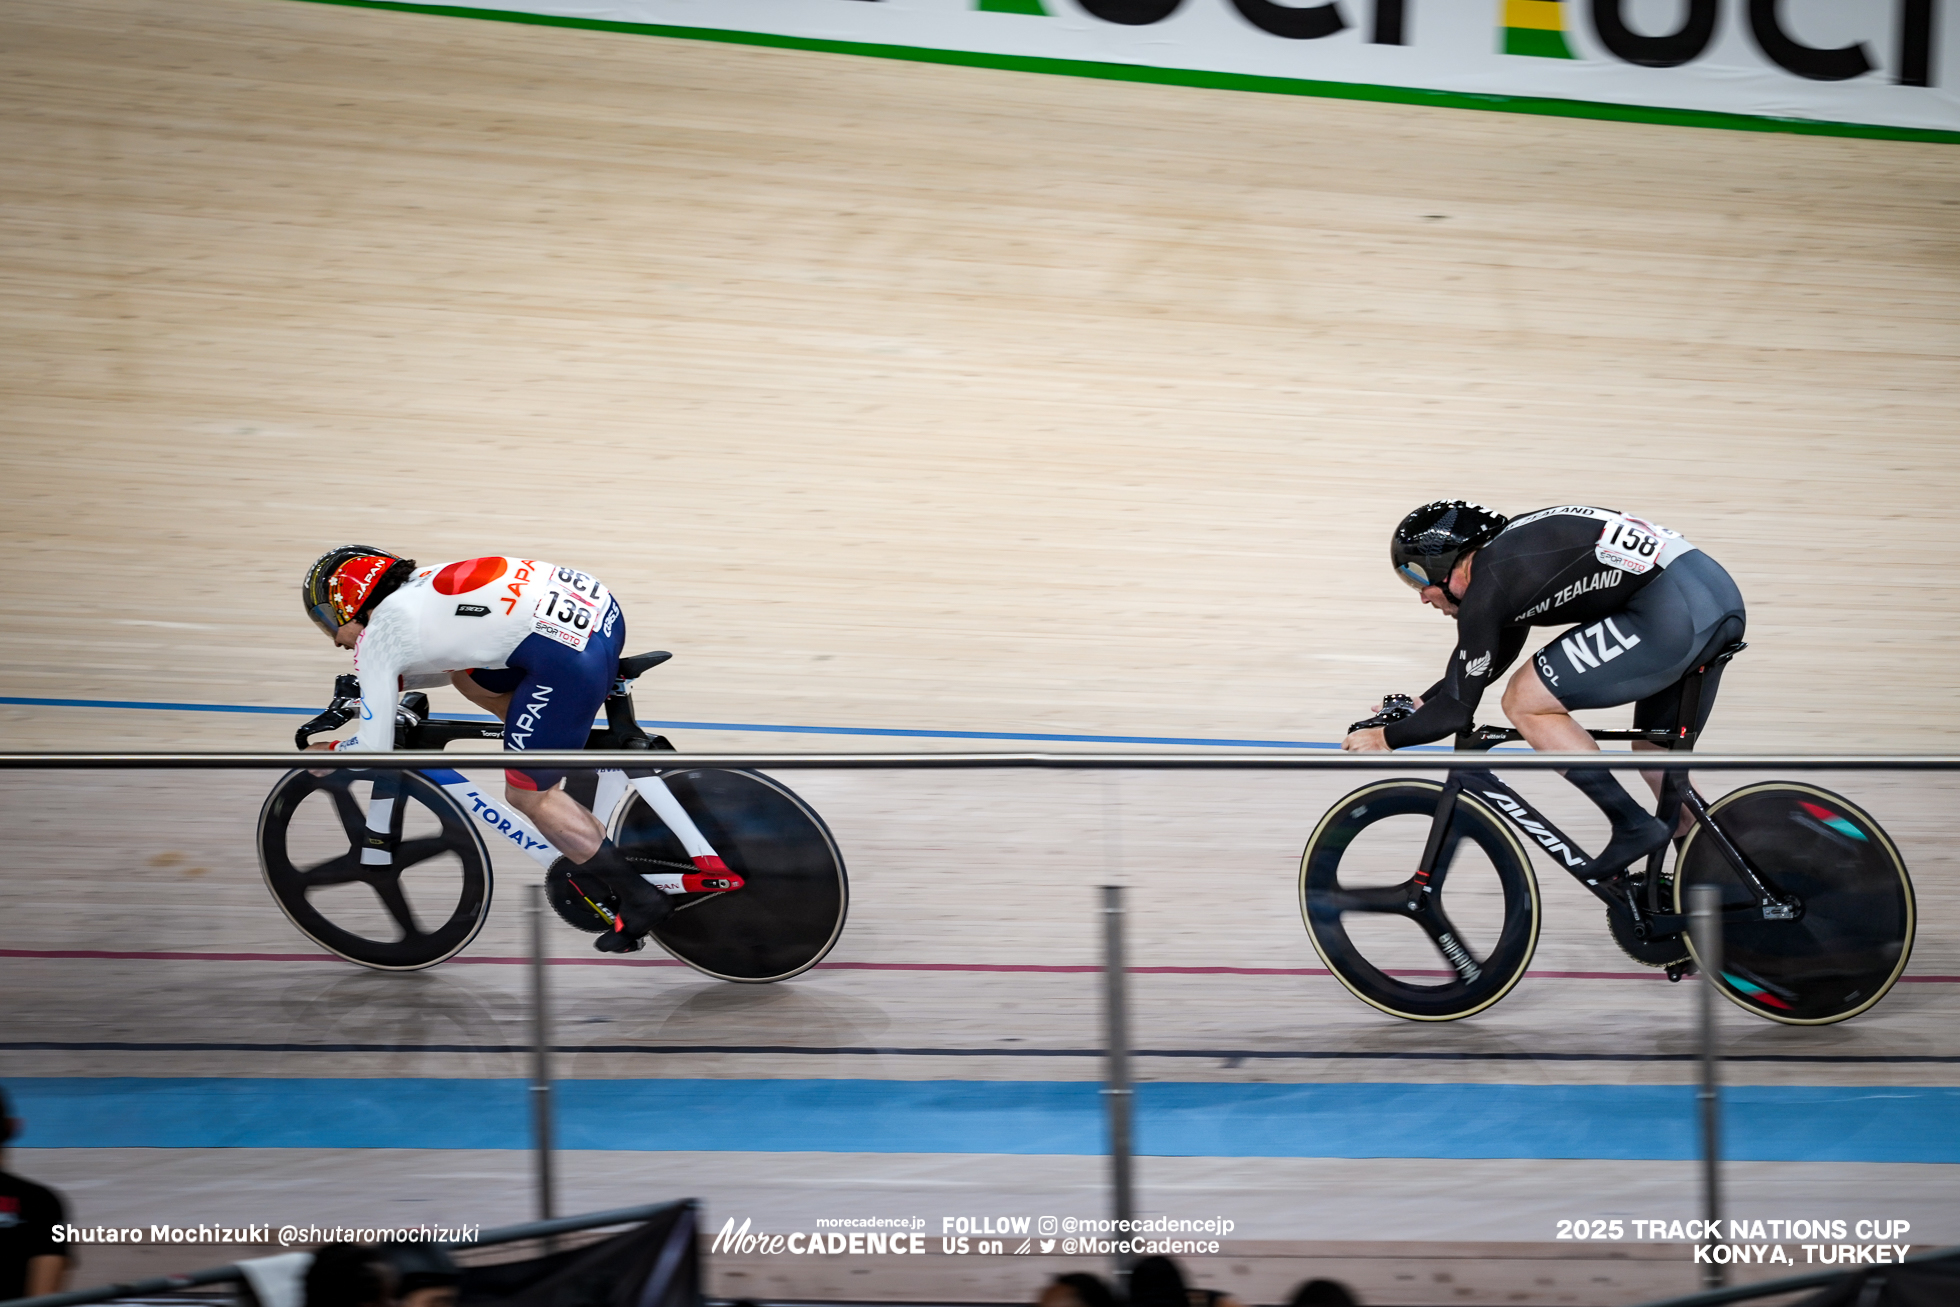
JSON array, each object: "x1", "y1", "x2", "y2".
[
  {"x1": 594, "y1": 874, "x2": 672, "y2": 950},
  {"x1": 570, "y1": 843, "x2": 674, "y2": 953},
  {"x1": 1593, "y1": 815, "x2": 1672, "y2": 879},
  {"x1": 594, "y1": 926, "x2": 649, "y2": 954}
]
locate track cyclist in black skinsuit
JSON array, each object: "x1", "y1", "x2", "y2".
[{"x1": 1343, "y1": 501, "x2": 1747, "y2": 879}]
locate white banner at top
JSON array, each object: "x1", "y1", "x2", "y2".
[{"x1": 449, "y1": 0, "x2": 1956, "y2": 135}]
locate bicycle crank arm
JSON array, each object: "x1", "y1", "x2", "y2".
[{"x1": 635, "y1": 870, "x2": 746, "y2": 895}]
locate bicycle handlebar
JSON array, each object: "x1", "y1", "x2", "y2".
[
  {"x1": 292, "y1": 676, "x2": 444, "y2": 751},
  {"x1": 293, "y1": 673, "x2": 363, "y2": 750},
  {"x1": 1351, "y1": 691, "x2": 1696, "y2": 751},
  {"x1": 294, "y1": 669, "x2": 670, "y2": 753},
  {"x1": 1347, "y1": 693, "x2": 1417, "y2": 735}
]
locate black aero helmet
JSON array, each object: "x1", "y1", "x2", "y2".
[
  {"x1": 303, "y1": 545, "x2": 414, "y2": 637},
  {"x1": 1390, "y1": 501, "x2": 1508, "y2": 595}
]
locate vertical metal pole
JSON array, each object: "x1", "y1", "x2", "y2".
[
  {"x1": 1689, "y1": 884, "x2": 1724, "y2": 1289},
  {"x1": 529, "y1": 883, "x2": 558, "y2": 1225},
  {"x1": 1101, "y1": 885, "x2": 1135, "y2": 1272}
]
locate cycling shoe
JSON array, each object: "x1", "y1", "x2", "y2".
[
  {"x1": 1594, "y1": 815, "x2": 1671, "y2": 879},
  {"x1": 594, "y1": 927, "x2": 649, "y2": 955},
  {"x1": 589, "y1": 885, "x2": 668, "y2": 954},
  {"x1": 566, "y1": 842, "x2": 674, "y2": 951},
  {"x1": 595, "y1": 870, "x2": 672, "y2": 938}
]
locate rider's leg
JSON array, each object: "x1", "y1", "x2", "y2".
[
  {"x1": 450, "y1": 670, "x2": 514, "y2": 721},
  {"x1": 1502, "y1": 662, "x2": 1669, "y2": 875},
  {"x1": 451, "y1": 671, "x2": 611, "y2": 859},
  {"x1": 503, "y1": 780, "x2": 671, "y2": 946},
  {"x1": 1630, "y1": 739, "x2": 1693, "y2": 837},
  {"x1": 1629, "y1": 613, "x2": 1745, "y2": 834},
  {"x1": 496, "y1": 601, "x2": 665, "y2": 950},
  {"x1": 504, "y1": 781, "x2": 605, "y2": 860}
]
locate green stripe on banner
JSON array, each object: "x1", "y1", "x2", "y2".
[
  {"x1": 977, "y1": 0, "x2": 1048, "y2": 13},
  {"x1": 1503, "y1": 27, "x2": 1575, "y2": 59},
  {"x1": 279, "y1": 0, "x2": 1960, "y2": 146}
]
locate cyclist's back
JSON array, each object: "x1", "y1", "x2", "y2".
[{"x1": 342, "y1": 556, "x2": 621, "y2": 763}]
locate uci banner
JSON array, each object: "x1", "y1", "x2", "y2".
[{"x1": 347, "y1": 0, "x2": 1957, "y2": 138}]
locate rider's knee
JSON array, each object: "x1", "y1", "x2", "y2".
[
  {"x1": 504, "y1": 779, "x2": 548, "y2": 812},
  {"x1": 1499, "y1": 670, "x2": 1536, "y2": 720}
]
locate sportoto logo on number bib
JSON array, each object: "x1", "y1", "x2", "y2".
[
  {"x1": 1595, "y1": 513, "x2": 1680, "y2": 575},
  {"x1": 531, "y1": 567, "x2": 610, "y2": 651}
]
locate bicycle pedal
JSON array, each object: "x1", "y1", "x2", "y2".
[
  {"x1": 593, "y1": 929, "x2": 648, "y2": 954},
  {"x1": 1666, "y1": 959, "x2": 1698, "y2": 982}
]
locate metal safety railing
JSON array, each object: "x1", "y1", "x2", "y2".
[{"x1": 6, "y1": 749, "x2": 1960, "y2": 771}]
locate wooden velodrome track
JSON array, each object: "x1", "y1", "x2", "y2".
[{"x1": 3, "y1": 1, "x2": 1959, "y2": 1303}]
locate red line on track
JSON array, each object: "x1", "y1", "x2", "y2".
[{"x1": 5, "y1": 948, "x2": 1956, "y2": 982}]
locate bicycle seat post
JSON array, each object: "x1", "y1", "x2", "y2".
[{"x1": 603, "y1": 677, "x2": 649, "y2": 749}]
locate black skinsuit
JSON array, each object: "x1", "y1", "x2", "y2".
[{"x1": 1382, "y1": 506, "x2": 1746, "y2": 750}]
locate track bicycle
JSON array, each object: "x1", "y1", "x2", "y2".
[
  {"x1": 256, "y1": 650, "x2": 848, "y2": 981},
  {"x1": 1300, "y1": 643, "x2": 1915, "y2": 1025}
]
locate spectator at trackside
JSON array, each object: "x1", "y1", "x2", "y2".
[
  {"x1": 378, "y1": 1241, "x2": 461, "y2": 1307},
  {"x1": 1037, "y1": 1272, "x2": 1120, "y2": 1307},
  {"x1": 1287, "y1": 1279, "x2": 1359, "y2": 1307},
  {"x1": 0, "y1": 1085, "x2": 73, "y2": 1300},
  {"x1": 1128, "y1": 1255, "x2": 1246, "y2": 1307},
  {"x1": 304, "y1": 1243, "x2": 397, "y2": 1307}
]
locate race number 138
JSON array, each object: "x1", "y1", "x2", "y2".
[{"x1": 531, "y1": 568, "x2": 609, "y2": 650}]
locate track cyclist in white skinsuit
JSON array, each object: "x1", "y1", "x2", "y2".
[{"x1": 302, "y1": 545, "x2": 673, "y2": 952}]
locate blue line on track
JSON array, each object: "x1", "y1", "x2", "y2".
[
  {"x1": 10, "y1": 1079, "x2": 1959, "y2": 1161},
  {"x1": 0, "y1": 695, "x2": 1339, "y2": 749}
]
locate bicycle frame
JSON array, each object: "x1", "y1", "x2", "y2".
[
  {"x1": 302, "y1": 663, "x2": 744, "y2": 895},
  {"x1": 1413, "y1": 640, "x2": 1795, "y2": 944},
  {"x1": 411, "y1": 767, "x2": 738, "y2": 892}
]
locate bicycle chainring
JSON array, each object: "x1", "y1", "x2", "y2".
[
  {"x1": 1607, "y1": 902, "x2": 1690, "y2": 968},
  {"x1": 546, "y1": 858, "x2": 616, "y2": 933}
]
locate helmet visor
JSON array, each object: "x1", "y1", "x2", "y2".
[
  {"x1": 1395, "y1": 553, "x2": 1457, "y2": 592},
  {"x1": 307, "y1": 600, "x2": 343, "y2": 638}
]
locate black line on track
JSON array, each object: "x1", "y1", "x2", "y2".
[{"x1": 5, "y1": 1041, "x2": 1956, "y2": 1064}]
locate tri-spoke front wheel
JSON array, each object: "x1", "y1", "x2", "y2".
[
  {"x1": 1301, "y1": 780, "x2": 1539, "y2": 1021},
  {"x1": 258, "y1": 769, "x2": 493, "y2": 970}
]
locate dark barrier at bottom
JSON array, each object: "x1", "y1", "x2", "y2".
[
  {"x1": 459, "y1": 1201, "x2": 697, "y2": 1307},
  {"x1": 0, "y1": 1201, "x2": 699, "y2": 1307},
  {"x1": 1631, "y1": 1243, "x2": 1960, "y2": 1307}
]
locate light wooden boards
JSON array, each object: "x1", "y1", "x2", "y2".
[{"x1": 1, "y1": 0, "x2": 1957, "y2": 751}]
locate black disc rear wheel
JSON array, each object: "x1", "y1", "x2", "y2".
[
  {"x1": 1301, "y1": 780, "x2": 1540, "y2": 1021},
  {"x1": 610, "y1": 768, "x2": 847, "y2": 983},
  {"x1": 1676, "y1": 783, "x2": 1913, "y2": 1024},
  {"x1": 258, "y1": 769, "x2": 493, "y2": 970}
]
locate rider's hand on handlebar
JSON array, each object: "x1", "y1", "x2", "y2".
[
  {"x1": 1369, "y1": 694, "x2": 1422, "y2": 714},
  {"x1": 1347, "y1": 692, "x2": 1420, "y2": 740},
  {"x1": 304, "y1": 740, "x2": 338, "y2": 778}
]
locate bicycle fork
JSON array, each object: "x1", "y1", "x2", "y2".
[{"x1": 1407, "y1": 776, "x2": 1488, "y2": 985}]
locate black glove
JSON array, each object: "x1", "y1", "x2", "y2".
[{"x1": 1348, "y1": 693, "x2": 1417, "y2": 735}]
